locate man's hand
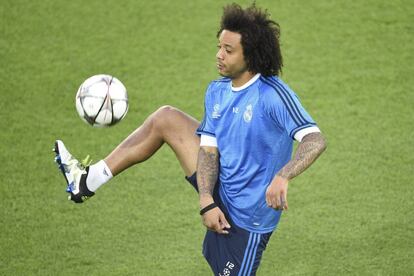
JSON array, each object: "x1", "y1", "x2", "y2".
[
  {"x1": 200, "y1": 196, "x2": 231, "y2": 234},
  {"x1": 266, "y1": 175, "x2": 289, "y2": 210}
]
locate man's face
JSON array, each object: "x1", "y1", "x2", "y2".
[{"x1": 216, "y1": 30, "x2": 248, "y2": 79}]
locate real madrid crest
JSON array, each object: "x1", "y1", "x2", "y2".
[{"x1": 243, "y1": 104, "x2": 253, "y2": 123}]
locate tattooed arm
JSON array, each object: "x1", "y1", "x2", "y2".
[
  {"x1": 279, "y1": 132, "x2": 327, "y2": 180},
  {"x1": 266, "y1": 132, "x2": 327, "y2": 210},
  {"x1": 197, "y1": 146, "x2": 219, "y2": 198},
  {"x1": 197, "y1": 146, "x2": 231, "y2": 234}
]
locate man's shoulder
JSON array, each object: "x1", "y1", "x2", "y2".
[
  {"x1": 205, "y1": 77, "x2": 231, "y2": 98},
  {"x1": 258, "y1": 75, "x2": 297, "y2": 102},
  {"x1": 258, "y1": 75, "x2": 283, "y2": 91},
  {"x1": 257, "y1": 75, "x2": 282, "y2": 101}
]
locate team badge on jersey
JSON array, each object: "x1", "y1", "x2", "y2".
[{"x1": 243, "y1": 104, "x2": 253, "y2": 123}]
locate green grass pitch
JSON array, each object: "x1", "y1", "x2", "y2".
[{"x1": 1, "y1": 0, "x2": 413, "y2": 275}]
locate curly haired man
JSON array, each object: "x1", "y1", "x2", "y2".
[{"x1": 54, "y1": 3, "x2": 327, "y2": 275}]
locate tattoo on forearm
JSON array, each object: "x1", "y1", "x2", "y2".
[
  {"x1": 278, "y1": 132, "x2": 327, "y2": 180},
  {"x1": 197, "y1": 147, "x2": 219, "y2": 196}
]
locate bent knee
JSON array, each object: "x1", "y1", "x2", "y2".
[
  {"x1": 156, "y1": 105, "x2": 178, "y2": 115},
  {"x1": 151, "y1": 105, "x2": 181, "y2": 130},
  {"x1": 154, "y1": 105, "x2": 181, "y2": 120}
]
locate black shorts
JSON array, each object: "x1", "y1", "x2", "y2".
[{"x1": 185, "y1": 173, "x2": 273, "y2": 276}]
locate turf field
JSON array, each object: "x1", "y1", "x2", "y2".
[{"x1": 1, "y1": 0, "x2": 413, "y2": 275}]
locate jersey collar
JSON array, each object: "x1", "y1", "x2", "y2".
[{"x1": 231, "y1": 73, "x2": 261, "y2": 92}]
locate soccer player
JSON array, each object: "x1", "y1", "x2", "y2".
[{"x1": 54, "y1": 3, "x2": 326, "y2": 275}]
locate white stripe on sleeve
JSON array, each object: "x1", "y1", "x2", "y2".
[
  {"x1": 294, "y1": 126, "x2": 321, "y2": 142},
  {"x1": 200, "y1": 135, "x2": 218, "y2": 147}
]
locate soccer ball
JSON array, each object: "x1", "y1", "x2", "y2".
[{"x1": 75, "y1": 74, "x2": 128, "y2": 127}]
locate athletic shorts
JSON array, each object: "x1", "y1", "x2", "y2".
[{"x1": 185, "y1": 173, "x2": 273, "y2": 276}]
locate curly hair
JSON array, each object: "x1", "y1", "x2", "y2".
[{"x1": 218, "y1": 3, "x2": 283, "y2": 76}]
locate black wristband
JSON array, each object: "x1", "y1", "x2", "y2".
[{"x1": 200, "y1": 202, "x2": 218, "y2": 216}]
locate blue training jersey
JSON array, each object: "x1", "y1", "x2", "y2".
[{"x1": 196, "y1": 74, "x2": 317, "y2": 233}]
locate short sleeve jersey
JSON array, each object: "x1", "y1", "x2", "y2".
[{"x1": 197, "y1": 74, "x2": 317, "y2": 233}]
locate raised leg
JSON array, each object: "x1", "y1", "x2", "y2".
[{"x1": 104, "y1": 105, "x2": 200, "y2": 177}]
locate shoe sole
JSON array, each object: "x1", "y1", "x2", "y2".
[{"x1": 53, "y1": 140, "x2": 71, "y2": 187}]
